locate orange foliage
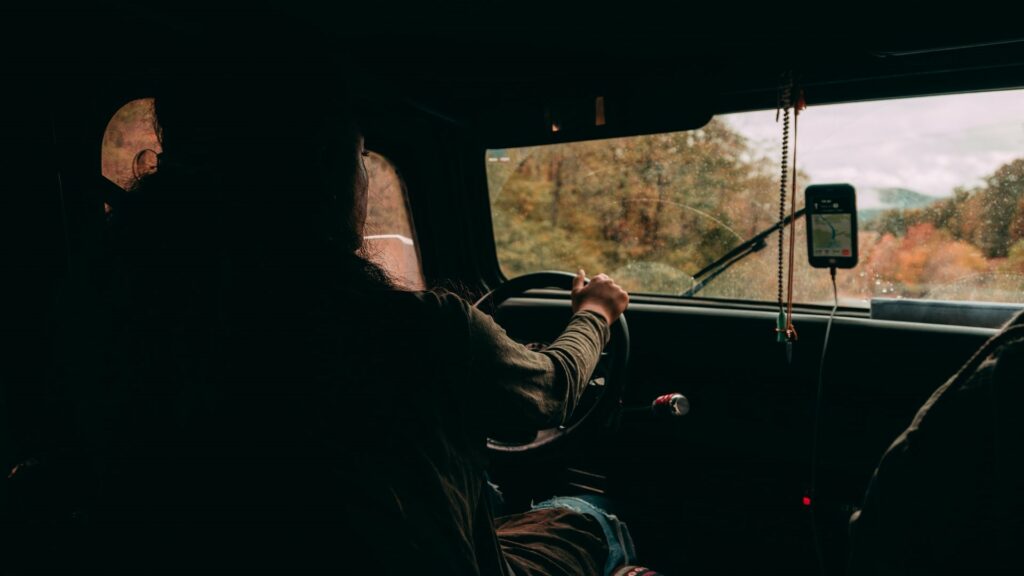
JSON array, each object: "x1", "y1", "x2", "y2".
[{"x1": 862, "y1": 223, "x2": 987, "y2": 297}]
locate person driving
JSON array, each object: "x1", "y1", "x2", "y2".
[{"x1": 86, "y1": 66, "x2": 637, "y2": 575}]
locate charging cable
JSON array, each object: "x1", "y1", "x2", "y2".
[{"x1": 809, "y1": 265, "x2": 838, "y2": 575}]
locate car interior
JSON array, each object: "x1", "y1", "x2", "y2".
[{"x1": 5, "y1": 5, "x2": 1024, "y2": 575}]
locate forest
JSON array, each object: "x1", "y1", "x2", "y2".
[{"x1": 487, "y1": 118, "x2": 1024, "y2": 305}]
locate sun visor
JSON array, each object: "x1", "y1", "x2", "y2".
[{"x1": 475, "y1": 86, "x2": 714, "y2": 149}]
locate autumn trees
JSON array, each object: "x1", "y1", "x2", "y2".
[{"x1": 488, "y1": 119, "x2": 1024, "y2": 304}]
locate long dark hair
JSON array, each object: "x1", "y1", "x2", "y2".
[
  {"x1": 101, "y1": 73, "x2": 399, "y2": 482},
  {"x1": 77, "y1": 51, "x2": 403, "y2": 576}
]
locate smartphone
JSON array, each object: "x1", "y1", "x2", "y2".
[{"x1": 805, "y1": 184, "x2": 858, "y2": 269}]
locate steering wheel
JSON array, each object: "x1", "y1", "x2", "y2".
[{"x1": 474, "y1": 271, "x2": 630, "y2": 453}]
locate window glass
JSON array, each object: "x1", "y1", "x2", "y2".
[
  {"x1": 102, "y1": 98, "x2": 160, "y2": 208},
  {"x1": 363, "y1": 152, "x2": 424, "y2": 290},
  {"x1": 101, "y1": 103, "x2": 424, "y2": 290},
  {"x1": 487, "y1": 89, "x2": 1024, "y2": 305}
]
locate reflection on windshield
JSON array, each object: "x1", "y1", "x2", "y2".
[{"x1": 488, "y1": 121, "x2": 779, "y2": 291}]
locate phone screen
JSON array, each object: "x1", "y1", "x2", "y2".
[
  {"x1": 805, "y1": 184, "x2": 858, "y2": 268},
  {"x1": 810, "y1": 198, "x2": 854, "y2": 258}
]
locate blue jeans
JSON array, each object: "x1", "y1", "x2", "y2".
[{"x1": 531, "y1": 495, "x2": 638, "y2": 575}]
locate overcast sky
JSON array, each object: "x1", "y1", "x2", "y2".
[{"x1": 723, "y1": 88, "x2": 1024, "y2": 208}]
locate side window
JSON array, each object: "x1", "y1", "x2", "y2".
[
  {"x1": 100, "y1": 103, "x2": 424, "y2": 289},
  {"x1": 101, "y1": 98, "x2": 159, "y2": 208},
  {"x1": 363, "y1": 152, "x2": 425, "y2": 290}
]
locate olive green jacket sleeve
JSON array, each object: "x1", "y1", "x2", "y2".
[{"x1": 464, "y1": 305, "x2": 610, "y2": 431}]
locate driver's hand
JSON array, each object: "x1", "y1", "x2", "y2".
[{"x1": 571, "y1": 269, "x2": 629, "y2": 325}]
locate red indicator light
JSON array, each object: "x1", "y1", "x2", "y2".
[{"x1": 802, "y1": 496, "x2": 812, "y2": 507}]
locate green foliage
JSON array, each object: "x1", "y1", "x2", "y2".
[
  {"x1": 488, "y1": 119, "x2": 1024, "y2": 305},
  {"x1": 489, "y1": 119, "x2": 786, "y2": 293},
  {"x1": 868, "y1": 160, "x2": 1024, "y2": 259},
  {"x1": 1003, "y1": 239, "x2": 1024, "y2": 272},
  {"x1": 853, "y1": 159, "x2": 1024, "y2": 302}
]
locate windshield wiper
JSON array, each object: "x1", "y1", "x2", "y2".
[{"x1": 681, "y1": 208, "x2": 806, "y2": 298}]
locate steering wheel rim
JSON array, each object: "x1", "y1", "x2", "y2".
[{"x1": 474, "y1": 271, "x2": 630, "y2": 453}]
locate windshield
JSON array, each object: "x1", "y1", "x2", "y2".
[{"x1": 487, "y1": 88, "x2": 1024, "y2": 306}]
